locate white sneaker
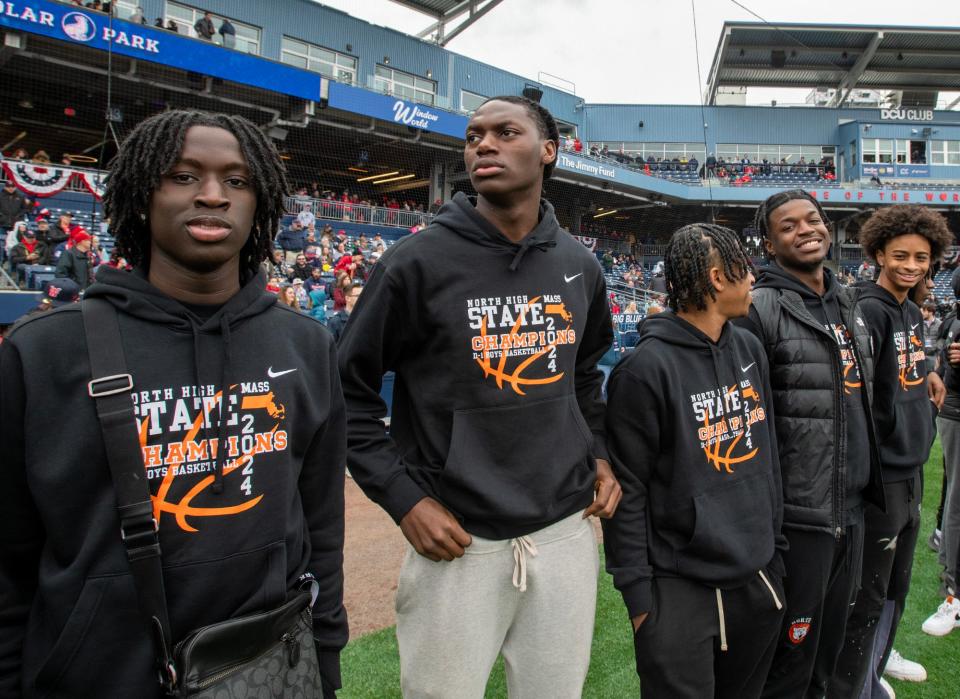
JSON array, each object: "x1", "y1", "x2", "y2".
[
  {"x1": 921, "y1": 596, "x2": 960, "y2": 637},
  {"x1": 883, "y1": 649, "x2": 926, "y2": 682},
  {"x1": 879, "y1": 676, "x2": 896, "y2": 699}
]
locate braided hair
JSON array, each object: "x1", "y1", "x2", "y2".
[
  {"x1": 103, "y1": 110, "x2": 289, "y2": 276},
  {"x1": 478, "y1": 95, "x2": 560, "y2": 179},
  {"x1": 752, "y1": 189, "x2": 830, "y2": 257},
  {"x1": 665, "y1": 223, "x2": 752, "y2": 313}
]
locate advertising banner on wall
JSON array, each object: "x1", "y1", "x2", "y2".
[
  {"x1": 0, "y1": 0, "x2": 323, "y2": 100},
  {"x1": 327, "y1": 82, "x2": 468, "y2": 139},
  {"x1": 862, "y1": 164, "x2": 930, "y2": 178}
]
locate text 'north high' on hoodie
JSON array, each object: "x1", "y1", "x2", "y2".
[
  {"x1": 602, "y1": 312, "x2": 786, "y2": 617},
  {"x1": 0, "y1": 267, "x2": 347, "y2": 698},
  {"x1": 855, "y1": 280, "x2": 934, "y2": 479},
  {"x1": 338, "y1": 192, "x2": 614, "y2": 540}
]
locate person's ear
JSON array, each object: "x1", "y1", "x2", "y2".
[
  {"x1": 709, "y1": 266, "x2": 725, "y2": 294},
  {"x1": 542, "y1": 139, "x2": 557, "y2": 169}
]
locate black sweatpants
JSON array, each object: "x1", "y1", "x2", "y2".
[
  {"x1": 828, "y1": 473, "x2": 922, "y2": 698},
  {"x1": 760, "y1": 520, "x2": 864, "y2": 699},
  {"x1": 634, "y1": 571, "x2": 785, "y2": 699}
]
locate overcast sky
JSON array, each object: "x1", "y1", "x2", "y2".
[{"x1": 314, "y1": 0, "x2": 959, "y2": 106}]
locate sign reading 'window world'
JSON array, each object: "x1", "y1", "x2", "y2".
[
  {"x1": 0, "y1": 0, "x2": 323, "y2": 101},
  {"x1": 327, "y1": 82, "x2": 468, "y2": 138}
]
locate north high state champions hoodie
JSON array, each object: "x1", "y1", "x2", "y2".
[
  {"x1": 855, "y1": 281, "x2": 934, "y2": 480},
  {"x1": 602, "y1": 313, "x2": 787, "y2": 617},
  {"x1": 338, "y1": 192, "x2": 614, "y2": 539},
  {"x1": 0, "y1": 267, "x2": 347, "y2": 698}
]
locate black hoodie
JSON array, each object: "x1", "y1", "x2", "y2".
[
  {"x1": 338, "y1": 192, "x2": 613, "y2": 539},
  {"x1": 0, "y1": 267, "x2": 347, "y2": 698},
  {"x1": 752, "y1": 264, "x2": 872, "y2": 515},
  {"x1": 856, "y1": 281, "x2": 933, "y2": 479},
  {"x1": 603, "y1": 313, "x2": 786, "y2": 617}
]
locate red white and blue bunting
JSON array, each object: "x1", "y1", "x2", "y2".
[
  {"x1": 574, "y1": 234, "x2": 597, "y2": 252},
  {"x1": 1, "y1": 159, "x2": 104, "y2": 200}
]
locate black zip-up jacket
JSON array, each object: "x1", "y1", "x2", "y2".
[
  {"x1": 739, "y1": 265, "x2": 884, "y2": 535},
  {"x1": 0, "y1": 267, "x2": 347, "y2": 698},
  {"x1": 0, "y1": 189, "x2": 29, "y2": 229},
  {"x1": 603, "y1": 313, "x2": 786, "y2": 616},
  {"x1": 338, "y1": 192, "x2": 613, "y2": 539},
  {"x1": 937, "y1": 310, "x2": 960, "y2": 422},
  {"x1": 855, "y1": 281, "x2": 934, "y2": 479}
]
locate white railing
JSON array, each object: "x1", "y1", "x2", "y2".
[{"x1": 284, "y1": 196, "x2": 433, "y2": 230}]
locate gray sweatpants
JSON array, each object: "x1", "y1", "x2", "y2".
[
  {"x1": 395, "y1": 510, "x2": 599, "y2": 699},
  {"x1": 938, "y1": 417, "x2": 960, "y2": 594}
]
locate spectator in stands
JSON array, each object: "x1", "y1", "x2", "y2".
[
  {"x1": 55, "y1": 228, "x2": 94, "y2": 290},
  {"x1": 153, "y1": 16, "x2": 163, "y2": 28},
  {"x1": 573, "y1": 137, "x2": 583, "y2": 153},
  {"x1": 165, "y1": 18, "x2": 179, "y2": 32},
  {"x1": 218, "y1": 17, "x2": 236, "y2": 48},
  {"x1": 857, "y1": 259, "x2": 875, "y2": 281},
  {"x1": 32, "y1": 151, "x2": 50, "y2": 164},
  {"x1": 297, "y1": 204, "x2": 316, "y2": 229},
  {"x1": 10, "y1": 148, "x2": 28, "y2": 160},
  {"x1": 265, "y1": 248, "x2": 291, "y2": 280},
  {"x1": 10, "y1": 228, "x2": 48, "y2": 283},
  {"x1": 326, "y1": 282, "x2": 360, "y2": 343},
  {"x1": 291, "y1": 277, "x2": 311, "y2": 309},
  {"x1": 0, "y1": 181, "x2": 30, "y2": 262},
  {"x1": 332, "y1": 271, "x2": 350, "y2": 311},
  {"x1": 194, "y1": 11, "x2": 216, "y2": 40},
  {"x1": 276, "y1": 218, "x2": 307, "y2": 264},
  {"x1": 290, "y1": 253, "x2": 313, "y2": 281},
  {"x1": 278, "y1": 284, "x2": 302, "y2": 311},
  {"x1": 304, "y1": 266, "x2": 326, "y2": 295},
  {"x1": 33, "y1": 218, "x2": 61, "y2": 251},
  {"x1": 705, "y1": 152, "x2": 716, "y2": 177},
  {"x1": 308, "y1": 284, "x2": 328, "y2": 324},
  {"x1": 129, "y1": 6, "x2": 145, "y2": 23},
  {"x1": 331, "y1": 240, "x2": 348, "y2": 262}
]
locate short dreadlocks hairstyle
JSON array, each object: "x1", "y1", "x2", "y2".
[
  {"x1": 665, "y1": 223, "x2": 753, "y2": 313},
  {"x1": 103, "y1": 110, "x2": 289, "y2": 276},
  {"x1": 477, "y1": 95, "x2": 560, "y2": 180},
  {"x1": 752, "y1": 189, "x2": 830, "y2": 258},
  {"x1": 859, "y1": 204, "x2": 954, "y2": 262}
]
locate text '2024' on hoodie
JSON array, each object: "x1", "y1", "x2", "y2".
[
  {"x1": 338, "y1": 192, "x2": 614, "y2": 539},
  {"x1": 856, "y1": 281, "x2": 934, "y2": 479},
  {"x1": 602, "y1": 313, "x2": 786, "y2": 617},
  {"x1": 0, "y1": 267, "x2": 347, "y2": 698}
]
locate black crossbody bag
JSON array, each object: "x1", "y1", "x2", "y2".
[{"x1": 82, "y1": 298, "x2": 324, "y2": 698}]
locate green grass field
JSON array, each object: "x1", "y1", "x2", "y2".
[{"x1": 340, "y1": 443, "x2": 959, "y2": 698}]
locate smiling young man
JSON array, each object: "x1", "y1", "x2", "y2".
[
  {"x1": 739, "y1": 190, "x2": 885, "y2": 699},
  {"x1": 604, "y1": 224, "x2": 786, "y2": 699},
  {"x1": 338, "y1": 95, "x2": 619, "y2": 697},
  {"x1": 0, "y1": 111, "x2": 347, "y2": 698},
  {"x1": 829, "y1": 205, "x2": 952, "y2": 698}
]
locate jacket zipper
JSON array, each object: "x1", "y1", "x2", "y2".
[{"x1": 777, "y1": 296, "x2": 844, "y2": 539}]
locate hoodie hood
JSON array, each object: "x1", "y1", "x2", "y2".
[
  {"x1": 85, "y1": 266, "x2": 279, "y2": 494},
  {"x1": 640, "y1": 310, "x2": 736, "y2": 350},
  {"x1": 853, "y1": 278, "x2": 903, "y2": 307},
  {"x1": 85, "y1": 265, "x2": 277, "y2": 330},
  {"x1": 754, "y1": 261, "x2": 839, "y2": 302},
  {"x1": 431, "y1": 191, "x2": 558, "y2": 271}
]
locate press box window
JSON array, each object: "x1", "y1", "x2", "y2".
[
  {"x1": 375, "y1": 65, "x2": 436, "y2": 105},
  {"x1": 281, "y1": 37, "x2": 357, "y2": 84}
]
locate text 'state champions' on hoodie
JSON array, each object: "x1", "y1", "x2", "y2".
[{"x1": 339, "y1": 192, "x2": 614, "y2": 539}]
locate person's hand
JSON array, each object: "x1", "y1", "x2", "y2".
[
  {"x1": 631, "y1": 612, "x2": 649, "y2": 632},
  {"x1": 399, "y1": 497, "x2": 472, "y2": 562},
  {"x1": 949, "y1": 342, "x2": 960, "y2": 367},
  {"x1": 583, "y1": 458, "x2": 622, "y2": 519},
  {"x1": 928, "y1": 371, "x2": 946, "y2": 409}
]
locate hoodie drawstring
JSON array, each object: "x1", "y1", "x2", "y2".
[
  {"x1": 211, "y1": 314, "x2": 233, "y2": 494},
  {"x1": 508, "y1": 238, "x2": 556, "y2": 272}
]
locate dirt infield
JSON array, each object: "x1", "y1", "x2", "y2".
[
  {"x1": 342, "y1": 478, "x2": 406, "y2": 637},
  {"x1": 342, "y1": 478, "x2": 605, "y2": 639}
]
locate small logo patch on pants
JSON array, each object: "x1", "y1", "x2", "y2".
[{"x1": 788, "y1": 617, "x2": 812, "y2": 644}]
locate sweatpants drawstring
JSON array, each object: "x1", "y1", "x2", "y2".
[
  {"x1": 715, "y1": 588, "x2": 728, "y2": 652},
  {"x1": 511, "y1": 536, "x2": 538, "y2": 592}
]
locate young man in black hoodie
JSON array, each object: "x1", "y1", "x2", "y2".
[
  {"x1": 829, "y1": 205, "x2": 951, "y2": 697},
  {"x1": 0, "y1": 110, "x2": 347, "y2": 698},
  {"x1": 740, "y1": 190, "x2": 885, "y2": 699},
  {"x1": 338, "y1": 96, "x2": 619, "y2": 697},
  {"x1": 604, "y1": 223, "x2": 786, "y2": 699}
]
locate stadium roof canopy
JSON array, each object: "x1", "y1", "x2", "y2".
[
  {"x1": 389, "y1": 0, "x2": 503, "y2": 45},
  {"x1": 705, "y1": 21, "x2": 960, "y2": 108}
]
